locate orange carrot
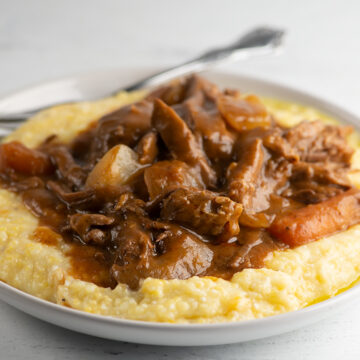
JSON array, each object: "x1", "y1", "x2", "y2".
[{"x1": 269, "y1": 189, "x2": 360, "y2": 247}]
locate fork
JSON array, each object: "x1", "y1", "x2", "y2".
[{"x1": 0, "y1": 26, "x2": 285, "y2": 136}]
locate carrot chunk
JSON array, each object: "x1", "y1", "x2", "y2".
[
  {"x1": 0, "y1": 141, "x2": 54, "y2": 175},
  {"x1": 269, "y1": 189, "x2": 360, "y2": 247}
]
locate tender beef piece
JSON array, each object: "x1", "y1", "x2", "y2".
[
  {"x1": 69, "y1": 213, "x2": 114, "y2": 245},
  {"x1": 227, "y1": 139, "x2": 265, "y2": 210},
  {"x1": 47, "y1": 181, "x2": 95, "y2": 207},
  {"x1": 269, "y1": 188, "x2": 360, "y2": 246},
  {"x1": 263, "y1": 122, "x2": 354, "y2": 204},
  {"x1": 291, "y1": 161, "x2": 351, "y2": 187},
  {"x1": 83, "y1": 100, "x2": 153, "y2": 164},
  {"x1": 144, "y1": 160, "x2": 204, "y2": 200},
  {"x1": 263, "y1": 127, "x2": 299, "y2": 161},
  {"x1": 286, "y1": 161, "x2": 351, "y2": 203},
  {"x1": 239, "y1": 160, "x2": 293, "y2": 215},
  {"x1": 170, "y1": 76, "x2": 236, "y2": 163},
  {"x1": 284, "y1": 185, "x2": 344, "y2": 204},
  {"x1": 136, "y1": 131, "x2": 158, "y2": 165},
  {"x1": 110, "y1": 218, "x2": 154, "y2": 289},
  {"x1": 46, "y1": 145, "x2": 87, "y2": 188},
  {"x1": 152, "y1": 99, "x2": 217, "y2": 187},
  {"x1": 184, "y1": 75, "x2": 220, "y2": 101},
  {"x1": 161, "y1": 188, "x2": 243, "y2": 240},
  {"x1": 0, "y1": 141, "x2": 54, "y2": 176},
  {"x1": 147, "y1": 79, "x2": 187, "y2": 105},
  {"x1": 111, "y1": 217, "x2": 213, "y2": 289},
  {"x1": 22, "y1": 188, "x2": 67, "y2": 228},
  {"x1": 228, "y1": 128, "x2": 294, "y2": 213},
  {"x1": 217, "y1": 94, "x2": 271, "y2": 131},
  {"x1": 114, "y1": 192, "x2": 147, "y2": 215},
  {"x1": 147, "y1": 75, "x2": 219, "y2": 106},
  {"x1": 6, "y1": 176, "x2": 44, "y2": 192},
  {"x1": 147, "y1": 226, "x2": 213, "y2": 279},
  {"x1": 112, "y1": 218, "x2": 154, "y2": 265},
  {"x1": 264, "y1": 121, "x2": 353, "y2": 164},
  {"x1": 282, "y1": 121, "x2": 353, "y2": 165},
  {"x1": 184, "y1": 98, "x2": 236, "y2": 162}
]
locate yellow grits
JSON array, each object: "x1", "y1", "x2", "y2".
[{"x1": 1, "y1": 92, "x2": 360, "y2": 323}]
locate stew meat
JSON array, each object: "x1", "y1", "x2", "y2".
[{"x1": 1, "y1": 75, "x2": 359, "y2": 289}]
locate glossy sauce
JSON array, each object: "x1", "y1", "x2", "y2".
[{"x1": 0, "y1": 75, "x2": 357, "y2": 289}]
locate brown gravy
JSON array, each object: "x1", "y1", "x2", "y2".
[{"x1": 0, "y1": 75, "x2": 358, "y2": 289}]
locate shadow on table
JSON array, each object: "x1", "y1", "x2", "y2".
[{"x1": 2, "y1": 303, "x2": 282, "y2": 359}]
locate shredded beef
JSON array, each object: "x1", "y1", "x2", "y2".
[
  {"x1": 152, "y1": 98, "x2": 217, "y2": 187},
  {"x1": 161, "y1": 188, "x2": 243, "y2": 239},
  {"x1": 69, "y1": 213, "x2": 114, "y2": 245}
]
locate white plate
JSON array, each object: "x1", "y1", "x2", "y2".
[{"x1": 0, "y1": 69, "x2": 360, "y2": 346}]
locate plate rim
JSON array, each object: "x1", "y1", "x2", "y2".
[{"x1": 1, "y1": 275, "x2": 360, "y2": 330}]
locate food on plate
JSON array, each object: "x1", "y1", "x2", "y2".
[{"x1": 1, "y1": 75, "x2": 360, "y2": 323}]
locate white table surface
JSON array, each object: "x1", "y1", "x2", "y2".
[{"x1": 1, "y1": 0, "x2": 360, "y2": 358}]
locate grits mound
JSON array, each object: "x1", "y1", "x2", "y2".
[{"x1": 1, "y1": 92, "x2": 360, "y2": 323}]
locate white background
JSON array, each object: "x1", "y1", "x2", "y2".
[{"x1": 1, "y1": 0, "x2": 360, "y2": 358}]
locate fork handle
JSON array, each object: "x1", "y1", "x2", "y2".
[
  {"x1": 122, "y1": 27, "x2": 285, "y2": 92},
  {"x1": 0, "y1": 26, "x2": 285, "y2": 127}
]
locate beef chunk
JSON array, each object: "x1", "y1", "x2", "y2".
[
  {"x1": 286, "y1": 161, "x2": 352, "y2": 203},
  {"x1": 263, "y1": 121, "x2": 354, "y2": 204},
  {"x1": 136, "y1": 131, "x2": 158, "y2": 165},
  {"x1": 227, "y1": 138, "x2": 265, "y2": 210},
  {"x1": 173, "y1": 76, "x2": 236, "y2": 162},
  {"x1": 144, "y1": 160, "x2": 204, "y2": 200},
  {"x1": 161, "y1": 188, "x2": 243, "y2": 240},
  {"x1": 83, "y1": 100, "x2": 153, "y2": 164},
  {"x1": 184, "y1": 99, "x2": 236, "y2": 162},
  {"x1": 111, "y1": 217, "x2": 213, "y2": 289},
  {"x1": 69, "y1": 213, "x2": 114, "y2": 245},
  {"x1": 152, "y1": 99, "x2": 217, "y2": 187},
  {"x1": 264, "y1": 120, "x2": 354, "y2": 165},
  {"x1": 47, "y1": 181, "x2": 95, "y2": 207},
  {"x1": 263, "y1": 127, "x2": 299, "y2": 161},
  {"x1": 285, "y1": 121, "x2": 353, "y2": 164},
  {"x1": 47, "y1": 145, "x2": 87, "y2": 188}
]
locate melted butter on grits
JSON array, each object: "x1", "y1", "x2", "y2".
[{"x1": 1, "y1": 92, "x2": 360, "y2": 323}]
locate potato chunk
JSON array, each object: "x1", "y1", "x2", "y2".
[{"x1": 86, "y1": 144, "x2": 141, "y2": 194}]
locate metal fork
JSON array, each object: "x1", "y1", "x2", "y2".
[{"x1": 0, "y1": 26, "x2": 285, "y2": 136}]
